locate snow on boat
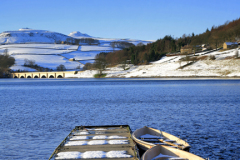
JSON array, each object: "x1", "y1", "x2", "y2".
[
  {"x1": 132, "y1": 126, "x2": 191, "y2": 152},
  {"x1": 142, "y1": 145, "x2": 204, "y2": 160},
  {"x1": 49, "y1": 125, "x2": 140, "y2": 160}
]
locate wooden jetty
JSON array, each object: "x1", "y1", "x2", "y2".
[{"x1": 49, "y1": 125, "x2": 140, "y2": 160}]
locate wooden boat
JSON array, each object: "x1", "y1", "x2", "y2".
[
  {"x1": 132, "y1": 126, "x2": 190, "y2": 151},
  {"x1": 142, "y1": 145, "x2": 204, "y2": 160},
  {"x1": 49, "y1": 125, "x2": 140, "y2": 160}
]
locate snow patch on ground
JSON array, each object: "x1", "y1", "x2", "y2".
[
  {"x1": 64, "y1": 140, "x2": 129, "y2": 146},
  {"x1": 12, "y1": 54, "x2": 82, "y2": 70},
  {"x1": 0, "y1": 44, "x2": 78, "y2": 50},
  {"x1": 2, "y1": 48, "x2": 73, "y2": 55},
  {"x1": 10, "y1": 65, "x2": 38, "y2": 71}
]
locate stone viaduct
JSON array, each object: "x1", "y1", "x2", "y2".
[{"x1": 11, "y1": 71, "x2": 76, "y2": 78}]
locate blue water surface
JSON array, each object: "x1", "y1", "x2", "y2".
[{"x1": 0, "y1": 78, "x2": 240, "y2": 160}]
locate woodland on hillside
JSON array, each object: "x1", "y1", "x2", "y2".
[{"x1": 93, "y1": 18, "x2": 240, "y2": 67}]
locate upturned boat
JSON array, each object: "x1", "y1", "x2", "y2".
[
  {"x1": 142, "y1": 145, "x2": 204, "y2": 160},
  {"x1": 132, "y1": 126, "x2": 191, "y2": 151}
]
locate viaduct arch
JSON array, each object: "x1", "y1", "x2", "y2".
[{"x1": 11, "y1": 71, "x2": 75, "y2": 79}]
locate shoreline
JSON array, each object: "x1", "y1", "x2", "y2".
[
  {"x1": 65, "y1": 76, "x2": 240, "y2": 80},
  {"x1": 104, "y1": 75, "x2": 240, "y2": 79}
]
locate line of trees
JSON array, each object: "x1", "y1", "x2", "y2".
[
  {"x1": 62, "y1": 38, "x2": 99, "y2": 45},
  {"x1": 0, "y1": 49, "x2": 15, "y2": 78},
  {"x1": 23, "y1": 59, "x2": 53, "y2": 72},
  {"x1": 92, "y1": 17, "x2": 240, "y2": 67}
]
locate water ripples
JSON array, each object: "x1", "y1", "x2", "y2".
[{"x1": 0, "y1": 79, "x2": 240, "y2": 159}]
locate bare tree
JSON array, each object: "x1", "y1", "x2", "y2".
[
  {"x1": 24, "y1": 59, "x2": 35, "y2": 66},
  {"x1": 111, "y1": 42, "x2": 116, "y2": 51},
  {"x1": 56, "y1": 64, "x2": 66, "y2": 71},
  {"x1": 94, "y1": 53, "x2": 107, "y2": 75},
  {"x1": 137, "y1": 42, "x2": 144, "y2": 47}
]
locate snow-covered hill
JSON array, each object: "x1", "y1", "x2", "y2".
[
  {"x1": 0, "y1": 28, "x2": 75, "y2": 44},
  {"x1": 2, "y1": 28, "x2": 240, "y2": 79},
  {"x1": 0, "y1": 28, "x2": 154, "y2": 45},
  {"x1": 0, "y1": 28, "x2": 154, "y2": 72},
  {"x1": 68, "y1": 31, "x2": 91, "y2": 38}
]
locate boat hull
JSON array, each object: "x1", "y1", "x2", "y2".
[{"x1": 142, "y1": 145, "x2": 204, "y2": 160}]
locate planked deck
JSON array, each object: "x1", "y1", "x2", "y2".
[{"x1": 49, "y1": 125, "x2": 140, "y2": 160}]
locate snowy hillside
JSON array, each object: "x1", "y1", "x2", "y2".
[
  {"x1": 0, "y1": 28, "x2": 75, "y2": 44},
  {"x1": 1, "y1": 28, "x2": 240, "y2": 79},
  {"x1": 68, "y1": 31, "x2": 91, "y2": 38},
  {"x1": 68, "y1": 48, "x2": 240, "y2": 78},
  {"x1": 0, "y1": 28, "x2": 154, "y2": 72}
]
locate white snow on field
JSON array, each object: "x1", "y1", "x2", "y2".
[
  {"x1": 65, "y1": 70, "x2": 98, "y2": 78},
  {"x1": 152, "y1": 56, "x2": 181, "y2": 64},
  {"x1": 0, "y1": 44, "x2": 78, "y2": 50},
  {"x1": 0, "y1": 28, "x2": 156, "y2": 72},
  {"x1": 2, "y1": 48, "x2": 73, "y2": 55},
  {"x1": 10, "y1": 65, "x2": 38, "y2": 71},
  {"x1": 126, "y1": 39, "x2": 155, "y2": 45},
  {"x1": 3, "y1": 28, "x2": 240, "y2": 78},
  {"x1": 207, "y1": 48, "x2": 238, "y2": 60},
  {"x1": 12, "y1": 54, "x2": 82, "y2": 69},
  {"x1": 61, "y1": 51, "x2": 109, "y2": 60},
  {"x1": 94, "y1": 37, "x2": 155, "y2": 45},
  {"x1": 0, "y1": 28, "x2": 74, "y2": 44},
  {"x1": 78, "y1": 60, "x2": 95, "y2": 64},
  {"x1": 79, "y1": 45, "x2": 120, "y2": 51},
  {"x1": 0, "y1": 48, "x2": 6, "y2": 54},
  {"x1": 70, "y1": 48, "x2": 240, "y2": 78}
]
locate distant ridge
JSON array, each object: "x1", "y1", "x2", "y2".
[
  {"x1": 68, "y1": 31, "x2": 91, "y2": 38},
  {"x1": 0, "y1": 28, "x2": 75, "y2": 44}
]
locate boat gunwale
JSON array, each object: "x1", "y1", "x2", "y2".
[{"x1": 132, "y1": 126, "x2": 191, "y2": 151}]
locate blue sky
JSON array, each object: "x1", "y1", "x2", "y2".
[{"x1": 0, "y1": 0, "x2": 239, "y2": 40}]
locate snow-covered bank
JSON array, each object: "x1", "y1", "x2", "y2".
[
  {"x1": 71, "y1": 56, "x2": 240, "y2": 78},
  {"x1": 69, "y1": 48, "x2": 240, "y2": 78}
]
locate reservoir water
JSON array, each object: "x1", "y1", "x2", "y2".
[{"x1": 0, "y1": 79, "x2": 240, "y2": 160}]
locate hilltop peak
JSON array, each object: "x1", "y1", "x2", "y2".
[{"x1": 68, "y1": 31, "x2": 91, "y2": 38}]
